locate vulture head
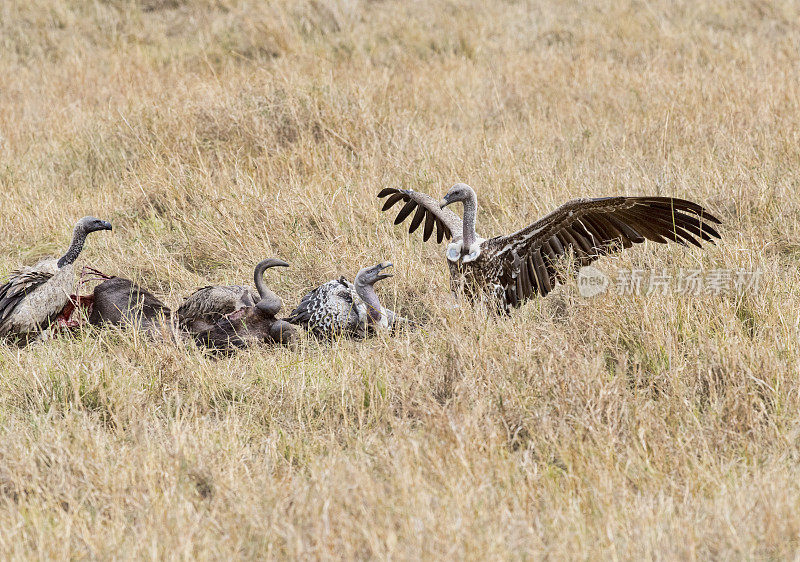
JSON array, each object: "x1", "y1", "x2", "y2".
[
  {"x1": 57, "y1": 216, "x2": 113, "y2": 268},
  {"x1": 354, "y1": 262, "x2": 393, "y2": 326},
  {"x1": 440, "y1": 183, "x2": 484, "y2": 262},
  {"x1": 355, "y1": 261, "x2": 394, "y2": 288},
  {"x1": 77, "y1": 216, "x2": 113, "y2": 234},
  {"x1": 439, "y1": 183, "x2": 475, "y2": 210}
]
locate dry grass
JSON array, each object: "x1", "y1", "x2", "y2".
[{"x1": 1, "y1": 0, "x2": 799, "y2": 558}]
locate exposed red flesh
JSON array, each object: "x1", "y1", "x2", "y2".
[{"x1": 55, "y1": 294, "x2": 95, "y2": 331}]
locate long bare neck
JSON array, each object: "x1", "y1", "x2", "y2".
[
  {"x1": 57, "y1": 226, "x2": 88, "y2": 268},
  {"x1": 356, "y1": 284, "x2": 383, "y2": 324},
  {"x1": 462, "y1": 189, "x2": 478, "y2": 248}
]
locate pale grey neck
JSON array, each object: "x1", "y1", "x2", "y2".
[
  {"x1": 57, "y1": 226, "x2": 87, "y2": 268},
  {"x1": 461, "y1": 191, "x2": 478, "y2": 249},
  {"x1": 357, "y1": 284, "x2": 383, "y2": 324}
]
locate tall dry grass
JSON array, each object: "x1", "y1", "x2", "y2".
[{"x1": 1, "y1": 0, "x2": 799, "y2": 558}]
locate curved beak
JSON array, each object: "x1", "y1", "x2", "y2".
[
  {"x1": 101, "y1": 221, "x2": 113, "y2": 231},
  {"x1": 375, "y1": 261, "x2": 393, "y2": 280},
  {"x1": 439, "y1": 196, "x2": 451, "y2": 209}
]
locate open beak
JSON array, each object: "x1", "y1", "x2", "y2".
[{"x1": 375, "y1": 261, "x2": 394, "y2": 280}]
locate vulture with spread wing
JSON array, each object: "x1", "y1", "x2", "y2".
[
  {"x1": 0, "y1": 216, "x2": 112, "y2": 341},
  {"x1": 378, "y1": 183, "x2": 721, "y2": 313}
]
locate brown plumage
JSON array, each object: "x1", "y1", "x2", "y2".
[
  {"x1": 378, "y1": 183, "x2": 722, "y2": 313},
  {"x1": 177, "y1": 259, "x2": 288, "y2": 333},
  {"x1": 193, "y1": 258, "x2": 297, "y2": 354}
]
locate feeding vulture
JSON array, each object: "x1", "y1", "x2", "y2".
[
  {"x1": 0, "y1": 216, "x2": 112, "y2": 341},
  {"x1": 177, "y1": 258, "x2": 289, "y2": 333},
  {"x1": 192, "y1": 258, "x2": 297, "y2": 353}
]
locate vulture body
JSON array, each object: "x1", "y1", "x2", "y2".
[
  {"x1": 177, "y1": 259, "x2": 289, "y2": 333},
  {"x1": 89, "y1": 277, "x2": 174, "y2": 336},
  {"x1": 287, "y1": 262, "x2": 411, "y2": 340},
  {"x1": 177, "y1": 285, "x2": 256, "y2": 333},
  {"x1": 0, "y1": 216, "x2": 112, "y2": 341},
  {"x1": 378, "y1": 183, "x2": 722, "y2": 313},
  {"x1": 193, "y1": 258, "x2": 297, "y2": 353}
]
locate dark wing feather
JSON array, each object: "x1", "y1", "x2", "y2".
[
  {"x1": 176, "y1": 286, "x2": 216, "y2": 320},
  {"x1": 489, "y1": 196, "x2": 722, "y2": 303},
  {"x1": 377, "y1": 188, "x2": 463, "y2": 243},
  {"x1": 286, "y1": 288, "x2": 316, "y2": 326},
  {"x1": 177, "y1": 285, "x2": 255, "y2": 323},
  {"x1": 0, "y1": 269, "x2": 54, "y2": 325}
]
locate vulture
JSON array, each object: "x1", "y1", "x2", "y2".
[
  {"x1": 177, "y1": 259, "x2": 289, "y2": 333},
  {"x1": 89, "y1": 276, "x2": 176, "y2": 337},
  {"x1": 193, "y1": 259, "x2": 297, "y2": 353},
  {"x1": 378, "y1": 183, "x2": 722, "y2": 313},
  {"x1": 0, "y1": 216, "x2": 112, "y2": 341},
  {"x1": 287, "y1": 262, "x2": 412, "y2": 340}
]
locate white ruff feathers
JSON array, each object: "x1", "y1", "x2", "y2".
[{"x1": 446, "y1": 238, "x2": 486, "y2": 263}]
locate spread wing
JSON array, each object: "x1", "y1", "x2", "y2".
[
  {"x1": 377, "y1": 188, "x2": 463, "y2": 243},
  {"x1": 0, "y1": 268, "x2": 54, "y2": 327},
  {"x1": 488, "y1": 196, "x2": 722, "y2": 305}
]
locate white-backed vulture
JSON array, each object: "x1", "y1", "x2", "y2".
[
  {"x1": 193, "y1": 259, "x2": 296, "y2": 353},
  {"x1": 0, "y1": 216, "x2": 112, "y2": 341},
  {"x1": 177, "y1": 258, "x2": 288, "y2": 333}
]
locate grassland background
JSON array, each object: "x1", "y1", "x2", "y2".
[{"x1": 1, "y1": 0, "x2": 799, "y2": 558}]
